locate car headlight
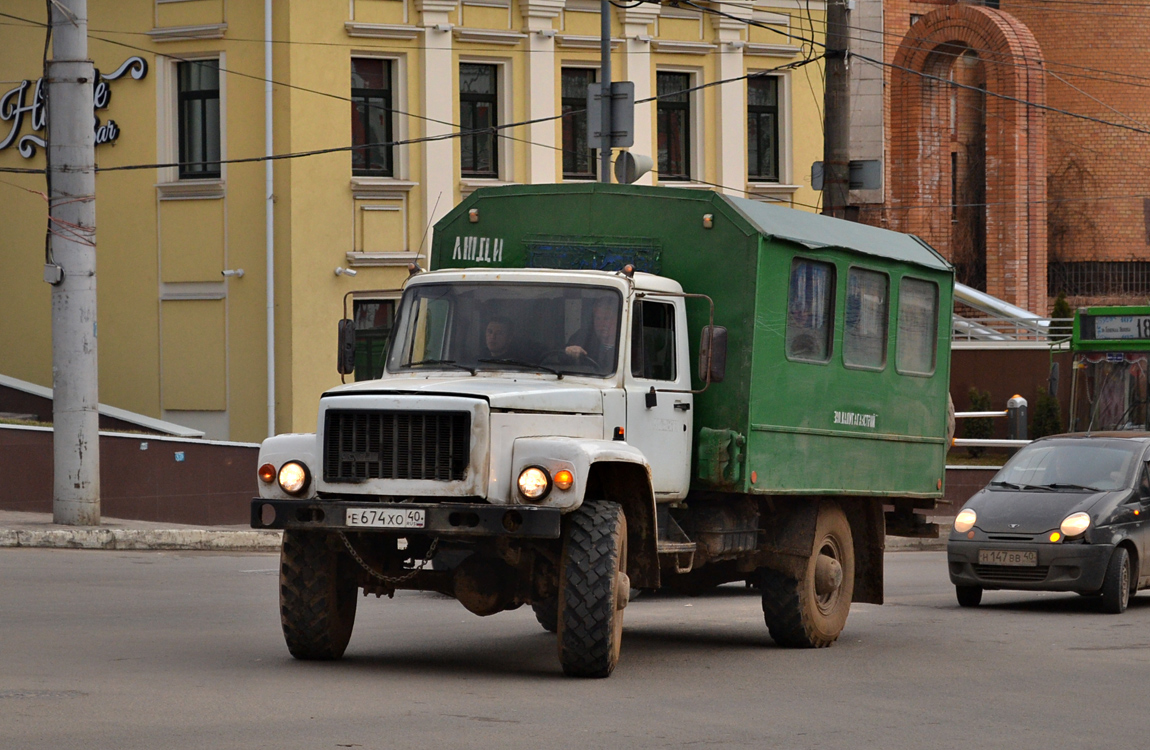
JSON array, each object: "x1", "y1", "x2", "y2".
[
  {"x1": 1060, "y1": 511, "x2": 1091, "y2": 537},
  {"x1": 517, "y1": 466, "x2": 551, "y2": 501},
  {"x1": 278, "y1": 461, "x2": 310, "y2": 495},
  {"x1": 954, "y1": 508, "x2": 977, "y2": 534}
]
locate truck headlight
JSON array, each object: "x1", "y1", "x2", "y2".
[
  {"x1": 278, "y1": 461, "x2": 310, "y2": 496},
  {"x1": 1060, "y1": 512, "x2": 1090, "y2": 537},
  {"x1": 517, "y1": 466, "x2": 551, "y2": 501},
  {"x1": 954, "y1": 508, "x2": 977, "y2": 533}
]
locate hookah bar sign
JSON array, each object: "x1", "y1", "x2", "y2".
[{"x1": 0, "y1": 56, "x2": 148, "y2": 158}]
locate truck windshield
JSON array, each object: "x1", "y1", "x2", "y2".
[
  {"x1": 991, "y1": 438, "x2": 1143, "y2": 492},
  {"x1": 386, "y1": 282, "x2": 623, "y2": 377}
]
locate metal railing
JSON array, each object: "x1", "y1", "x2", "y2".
[{"x1": 952, "y1": 396, "x2": 1032, "y2": 449}]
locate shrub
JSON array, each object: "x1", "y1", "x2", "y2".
[
  {"x1": 1050, "y1": 292, "x2": 1072, "y2": 340},
  {"x1": 964, "y1": 386, "x2": 993, "y2": 458},
  {"x1": 1030, "y1": 386, "x2": 1063, "y2": 438}
]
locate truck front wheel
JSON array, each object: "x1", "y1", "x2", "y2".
[
  {"x1": 557, "y1": 501, "x2": 629, "y2": 677},
  {"x1": 279, "y1": 530, "x2": 358, "y2": 660},
  {"x1": 760, "y1": 502, "x2": 855, "y2": 648}
]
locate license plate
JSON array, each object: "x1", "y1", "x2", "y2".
[
  {"x1": 978, "y1": 549, "x2": 1037, "y2": 566},
  {"x1": 345, "y1": 507, "x2": 426, "y2": 529}
]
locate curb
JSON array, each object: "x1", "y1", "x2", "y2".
[{"x1": 0, "y1": 528, "x2": 282, "y2": 552}]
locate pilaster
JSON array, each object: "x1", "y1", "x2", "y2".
[
  {"x1": 620, "y1": 3, "x2": 659, "y2": 184},
  {"x1": 712, "y1": 1, "x2": 751, "y2": 195},
  {"x1": 416, "y1": 0, "x2": 460, "y2": 226},
  {"x1": 522, "y1": 0, "x2": 564, "y2": 183}
]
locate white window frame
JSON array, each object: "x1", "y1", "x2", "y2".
[
  {"x1": 458, "y1": 56, "x2": 513, "y2": 188},
  {"x1": 156, "y1": 51, "x2": 226, "y2": 190},
  {"x1": 349, "y1": 51, "x2": 409, "y2": 184},
  {"x1": 654, "y1": 66, "x2": 703, "y2": 185},
  {"x1": 747, "y1": 69, "x2": 798, "y2": 196}
]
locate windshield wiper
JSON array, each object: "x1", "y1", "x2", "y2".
[
  {"x1": 477, "y1": 358, "x2": 563, "y2": 379},
  {"x1": 990, "y1": 481, "x2": 1048, "y2": 491},
  {"x1": 1037, "y1": 483, "x2": 1101, "y2": 492},
  {"x1": 404, "y1": 359, "x2": 476, "y2": 375}
]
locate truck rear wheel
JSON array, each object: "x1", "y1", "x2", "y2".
[
  {"x1": 532, "y1": 596, "x2": 558, "y2": 633},
  {"x1": 279, "y1": 530, "x2": 358, "y2": 660},
  {"x1": 557, "y1": 501, "x2": 629, "y2": 677},
  {"x1": 760, "y1": 502, "x2": 854, "y2": 648}
]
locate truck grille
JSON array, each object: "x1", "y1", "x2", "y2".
[
  {"x1": 323, "y1": 410, "x2": 470, "y2": 482},
  {"x1": 972, "y1": 564, "x2": 1050, "y2": 583}
]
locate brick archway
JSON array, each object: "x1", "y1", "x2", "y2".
[{"x1": 890, "y1": 5, "x2": 1046, "y2": 312}]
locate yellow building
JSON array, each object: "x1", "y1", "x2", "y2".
[{"x1": 0, "y1": 0, "x2": 826, "y2": 442}]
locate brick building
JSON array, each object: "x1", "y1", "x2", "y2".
[{"x1": 858, "y1": 0, "x2": 1150, "y2": 313}]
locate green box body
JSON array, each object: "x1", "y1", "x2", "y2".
[{"x1": 431, "y1": 184, "x2": 954, "y2": 500}]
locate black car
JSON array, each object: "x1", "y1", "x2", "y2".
[{"x1": 948, "y1": 433, "x2": 1150, "y2": 613}]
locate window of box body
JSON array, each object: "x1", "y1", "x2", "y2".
[
  {"x1": 655, "y1": 70, "x2": 696, "y2": 182},
  {"x1": 561, "y1": 66, "x2": 598, "y2": 181},
  {"x1": 351, "y1": 57, "x2": 395, "y2": 177},
  {"x1": 458, "y1": 61, "x2": 505, "y2": 179},
  {"x1": 157, "y1": 53, "x2": 225, "y2": 185},
  {"x1": 895, "y1": 277, "x2": 939, "y2": 376},
  {"x1": 843, "y1": 267, "x2": 890, "y2": 371}
]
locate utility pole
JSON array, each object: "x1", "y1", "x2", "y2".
[
  {"x1": 599, "y1": 0, "x2": 612, "y2": 183},
  {"x1": 822, "y1": 0, "x2": 850, "y2": 218},
  {"x1": 47, "y1": 0, "x2": 101, "y2": 525}
]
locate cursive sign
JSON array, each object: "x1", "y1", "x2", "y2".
[{"x1": 0, "y1": 56, "x2": 148, "y2": 158}]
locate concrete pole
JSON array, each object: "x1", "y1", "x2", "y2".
[
  {"x1": 599, "y1": 0, "x2": 612, "y2": 183},
  {"x1": 821, "y1": 0, "x2": 850, "y2": 218},
  {"x1": 47, "y1": 0, "x2": 100, "y2": 525}
]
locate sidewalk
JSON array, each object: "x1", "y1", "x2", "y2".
[
  {"x1": 0, "y1": 508, "x2": 947, "y2": 552},
  {"x1": 0, "y1": 510, "x2": 281, "y2": 552}
]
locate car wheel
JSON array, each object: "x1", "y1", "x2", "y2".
[
  {"x1": 761, "y1": 502, "x2": 855, "y2": 648},
  {"x1": 955, "y1": 585, "x2": 983, "y2": 608},
  {"x1": 1100, "y1": 547, "x2": 1132, "y2": 614},
  {"x1": 557, "y1": 501, "x2": 628, "y2": 677},
  {"x1": 279, "y1": 530, "x2": 358, "y2": 659}
]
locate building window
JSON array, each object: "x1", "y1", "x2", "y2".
[
  {"x1": 177, "y1": 60, "x2": 220, "y2": 179},
  {"x1": 896, "y1": 277, "x2": 938, "y2": 376},
  {"x1": 460, "y1": 63, "x2": 498, "y2": 178},
  {"x1": 353, "y1": 298, "x2": 397, "y2": 381},
  {"x1": 786, "y1": 258, "x2": 836, "y2": 363},
  {"x1": 843, "y1": 268, "x2": 889, "y2": 370},
  {"x1": 562, "y1": 68, "x2": 596, "y2": 180},
  {"x1": 748, "y1": 75, "x2": 780, "y2": 182},
  {"x1": 351, "y1": 58, "x2": 393, "y2": 177},
  {"x1": 656, "y1": 71, "x2": 691, "y2": 181}
]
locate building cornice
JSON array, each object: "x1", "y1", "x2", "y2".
[
  {"x1": 520, "y1": 0, "x2": 566, "y2": 19},
  {"x1": 147, "y1": 23, "x2": 228, "y2": 42},
  {"x1": 344, "y1": 22, "x2": 425, "y2": 40},
  {"x1": 453, "y1": 28, "x2": 529, "y2": 45},
  {"x1": 346, "y1": 251, "x2": 422, "y2": 267},
  {"x1": 744, "y1": 42, "x2": 801, "y2": 57},
  {"x1": 350, "y1": 178, "x2": 419, "y2": 198},
  {"x1": 651, "y1": 40, "x2": 718, "y2": 55},
  {"x1": 556, "y1": 34, "x2": 623, "y2": 49}
]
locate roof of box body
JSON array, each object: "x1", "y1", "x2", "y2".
[{"x1": 444, "y1": 183, "x2": 952, "y2": 274}]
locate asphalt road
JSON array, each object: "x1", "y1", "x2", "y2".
[{"x1": 3, "y1": 548, "x2": 1149, "y2": 750}]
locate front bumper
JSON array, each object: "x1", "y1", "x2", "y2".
[
  {"x1": 251, "y1": 499, "x2": 561, "y2": 539},
  {"x1": 947, "y1": 538, "x2": 1113, "y2": 592}
]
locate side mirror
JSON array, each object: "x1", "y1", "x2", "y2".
[
  {"x1": 337, "y1": 319, "x2": 356, "y2": 375},
  {"x1": 698, "y1": 325, "x2": 727, "y2": 384}
]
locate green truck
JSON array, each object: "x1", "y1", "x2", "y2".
[{"x1": 252, "y1": 184, "x2": 954, "y2": 677}]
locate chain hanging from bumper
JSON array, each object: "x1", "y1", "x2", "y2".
[{"x1": 338, "y1": 531, "x2": 439, "y2": 587}]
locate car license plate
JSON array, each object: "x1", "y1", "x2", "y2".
[
  {"x1": 978, "y1": 549, "x2": 1037, "y2": 566},
  {"x1": 345, "y1": 507, "x2": 425, "y2": 529}
]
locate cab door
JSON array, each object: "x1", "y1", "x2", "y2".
[{"x1": 624, "y1": 296, "x2": 692, "y2": 499}]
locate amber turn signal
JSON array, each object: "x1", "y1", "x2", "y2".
[
  {"x1": 1049, "y1": 531, "x2": 1061, "y2": 542},
  {"x1": 258, "y1": 463, "x2": 276, "y2": 483},
  {"x1": 554, "y1": 470, "x2": 574, "y2": 491}
]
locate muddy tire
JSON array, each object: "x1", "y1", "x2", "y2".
[
  {"x1": 532, "y1": 596, "x2": 559, "y2": 633},
  {"x1": 1100, "y1": 546, "x2": 1131, "y2": 614},
  {"x1": 760, "y1": 502, "x2": 855, "y2": 648},
  {"x1": 956, "y1": 585, "x2": 983, "y2": 608},
  {"x1": 557, "y1": 501, "x2": 629, "y2": 677},
  {"x1": 279, "y1": 530, "x2": 358, "y2": 660}
]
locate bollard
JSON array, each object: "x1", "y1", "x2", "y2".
[{"x1": 1007, "y1": 394, "x2": 1028, "y2": 440}]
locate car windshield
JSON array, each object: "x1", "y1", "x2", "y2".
[
  {"x1": 386, "y1": 282, "x2": 623, "y2": 377},
  {"x1": 991, "y1": 439, "x2": 1144, "y2": 492}
]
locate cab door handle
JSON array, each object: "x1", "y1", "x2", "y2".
[{"x1": 674, "y1": 402, "x2": 690, "y2": 411}]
